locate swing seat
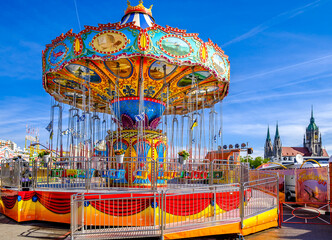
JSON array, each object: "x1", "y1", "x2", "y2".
[
  {"x1": 51, "y1": 169, "x2": 62, "y2": 177},
  {"x1": 184, "y1": 171, "x2": 191, "y2": 179},
  {"x1": 109, "y1": 169, "x2": 117, "y2": 179},
  {"x1": 164, "y1": 171, "x2": 174, "y2": 179},
  {"x1": 191, "y1": 171, "x2": 201, "y2": 179},
  {"x1": 135, "y1": 170, "x2": 148, "y2": 179},
  {"x1": 157, "y1": 170, "x2": 164, "y2": 179},
  {"x1": 114, "y1": 169, "x2": 125, "y2": 180},
  {"x1": 78, "y1": 169, "x2": 95, "y2": 178},
  {"x1": 213, "y1": 171, "x2": 223, "y2": 179},
  {"x1": 62, "y1": 169, "x2": 77, "y2": 178},
  {"x1": 201, "y1": 171, "x2": 208, "y2": 180},
  {"x1": 66, "y1": 169, "x2": 78, "y2": 179}
]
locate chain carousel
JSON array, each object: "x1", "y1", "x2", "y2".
[
  {"x1": 41, "y1": 0, "x2": 230, "y2": 187},
  {"x1": 0, "y1": 2, "x2": 279, "y2": 239}
]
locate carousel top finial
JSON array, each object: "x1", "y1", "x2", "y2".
[{"x1": 125, "y1": 0, "x2": 153, "y2": 17}]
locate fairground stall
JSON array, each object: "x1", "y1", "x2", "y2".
[{"x1": 0, "y1": 1, "x2": 279, "y2": 239}]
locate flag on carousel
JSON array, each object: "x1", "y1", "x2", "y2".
[
  {"x1": 214, "y1": 135, "x2": 217, "y2": 143},
  {"x1": 218, "y1": 128, "x2": 222, "y2": 138},
  {"x1": 50, "y1": 130, "x2": 53, "y2": 140},
  {"x1": 45, "y1": 121, "x2": 53, "y2": 132},
  {"x1": 190, "y1": 118, "x2": 198, "y2": 130},
  {"x1": 77, "y1": 114, "x2": 86, "y2": 122},
  {"x1": 134, "y1": 112, "x2": 145, "y2": 122},
  {"x1": 62, "y1": 129, "x2": 69, "y2": 135}
]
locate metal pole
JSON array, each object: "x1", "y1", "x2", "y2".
[
  {"x1": 160, "y1": 190, "x2": 164, "y2": 240},
  {"x1": 277, "y1": 173, "x2": 280, "y2": 228},
  {"x1": 246, "y1": 142, "x2": 249, "y2": 165},
  {"x1": 240, "y1": 165, "x2": 244, "y2": 228},
  {"x1": 70, "y1": 194, "x2": 74, "y2": 240}
]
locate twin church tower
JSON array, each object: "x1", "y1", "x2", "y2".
[{"x1": 264, "y1": 108, "x2": 328, "y2": 160}]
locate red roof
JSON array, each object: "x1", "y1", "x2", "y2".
[
  {"x1": 322, "y1": 149, "x2": 329, "y2": 157},
  {"x1": 282, "y1": 147, "x2": 328, "y2": 157}
]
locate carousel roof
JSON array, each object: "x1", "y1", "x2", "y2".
[
  {"x1": 121, "y1": 0, "x2": 154, "y2": 29},
  {"x1": 42, "y1": 0, "x2": 230, "y2": 115}
]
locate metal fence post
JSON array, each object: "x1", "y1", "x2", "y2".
[
  {"x1": 160, "y1": 190, "x2": 164, "y2": 240},
  {"x1": 46, "y1": 161, "x2": 49, "y2": 187},
  {"x1": 214, "y1": 186, "x2": 217, "y2": 221},
  {"x1": 240, "y1": 165, "x2": 244, "y2": 228},
  {"x1": 18, "y1": 161, "x2": 21, "y2": 191},
  {"x1": 277, "y1": 173, "x2": 279, "y2": 210},
  {"x1": 85, "y1": 158, "x2": 90, "y2": 191},
  {"x1": 82, "y1": 194, "x2": 85, "y2": 233},
  {"x1": 0, "y1": 161, "x2": 2, "y2": 189},
  {"x1": 71, "y1": 194, "x2": 74, "y2": 240},
  {"x1": 209, "y1": 160, "x2": 213, "y2": 186},
  {"x1": 33, "y1": 160, "x2": 36, "y2": 190}
]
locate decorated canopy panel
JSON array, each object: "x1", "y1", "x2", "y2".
[{"x1": 42, "y1": 7, "x2": 230, "y2": 115}]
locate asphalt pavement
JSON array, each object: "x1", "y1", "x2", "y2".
[{"x1": 0, "y1": 213, "x2": 331, "y2": 240}]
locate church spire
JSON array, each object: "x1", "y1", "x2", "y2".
[
  {"x1": 275, "y1": 122, "x2": 280, "y2": 139},
  {"x1": 273, "y1": 122, "x2": 282, "y2": 160},
  {"x1": 266, "y1": 126, "x2": 271, "y2": 141},
  {"x1": 307, "y1": 106, "x2": 318, "y2": 131},
  {"x1": 264, "y1": 125, "x2": 273, "y2": 160},
  {"x1": 310, "y1": 105, "x2": 315, "y2": 124}
]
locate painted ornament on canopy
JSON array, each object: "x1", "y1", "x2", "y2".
[
  {"x1": 212, "y1": 53, "x2": 226, "y2": 75},
  {"x1": 65, "y1": 64, "x2": 101, "y2": 83},
  {"x1": 92, "y1": 31, "x2": 127, "y2": 54},
  {"x1": 178, "y1": 71, "x2": 211, "y2": 87},
  {"x1": 137, "y1": 31, "x2": 150, "y2": 51},
  {"x1": 200, "y1": 44, "x2": 208, "y2": 63},
  {"x1": 49, "y1": 43, "x2": 68, "y2": 66},
  {"x1": 104, "y1": 59, "x2": 133, "y2": 79},
  {"x1": 73, "y1": 37, "x2": 83, "y2": 55},
  {"x1": 149, "y1": 61, "x2": 177, "y2": 80},
  {"x1": 159, "y1": 35, "x2": 192, "y2": 58}
]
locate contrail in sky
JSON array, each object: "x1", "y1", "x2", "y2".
[
  {"x1": 233, "y1": 53, "x2": 332, "y2": 83},
  {"x1": 223, "y1": 0, "x2": 321, "y2": 47}
]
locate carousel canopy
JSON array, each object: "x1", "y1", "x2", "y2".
[{"x1": 42, "y1": 0, "x2": 230, "y2": 117}]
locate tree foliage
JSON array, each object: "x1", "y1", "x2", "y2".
[{"x1": 240, "y1": 156, "x2": 269, "y2": 169}]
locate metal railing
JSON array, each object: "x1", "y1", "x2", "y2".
[
  {"x1": 0, "y1": 157, "x2": 246, "y2": 191},
  {"x1": 243, "y1": 176, "x2": 279, "y2": 218},
  {"x1": 71, "y1": 175, "x2": 279, "y2": 239},
  {"x1": 71, "y1": 190, "x2": 161, "y2": 239},
  {"x1": 0, "y1": 157, "x2": 279, "y2": 239}
]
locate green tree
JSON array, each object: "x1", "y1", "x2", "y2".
[{"x1": 241, "y1": 156, "x2": 269, "y2": 169}]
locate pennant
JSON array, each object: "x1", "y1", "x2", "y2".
[
  {"x1": 134, "y1": 112, "x2": 145, "y2": 122},
  {"x1": 77, "y1": 114, "x2": 86, "y2": 122},
  {"x1": 218, "y1": 128, "x2": 222, "y2": 138},
  {"x1": 190, "y1": 118, "x2": 198, "y2": 130},
  {"x1": 45, "y1": 121, "x2": 53, "y2": 132},
  {"x1": 84, "y1": 139, "x2": 91, "y2": 144},
  {"x1": 62, "y1": 129, "x2": 69, "y2": 135},
  {"x1": 214, "y1": 135, "x2": 217, "y2": 143},
  {"x1": 50, "y1": 130, "x2": 53, "y2": 140}
]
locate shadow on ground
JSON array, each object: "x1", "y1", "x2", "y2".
[{"x1": 0, "y1": 214, "x2": 70, "y2": 240}]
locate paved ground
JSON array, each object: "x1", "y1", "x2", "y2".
[
  {"x1": 1, "y1": 213, "x2": 332, "y2": 240},
  {"x1": 245, "y1": 223, "x2": 332, "y2": 240},
  {"x1": 0, "y1": 214, "x2": 69, "y2": 240}
]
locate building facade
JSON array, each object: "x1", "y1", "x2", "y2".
[{"x1": 264, "y1": 108, "x2": 329, "y2": 162}]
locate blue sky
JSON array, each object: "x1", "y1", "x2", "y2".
[{"x1": 0, "y1": 0, "x2": 332, "y2": 157}]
